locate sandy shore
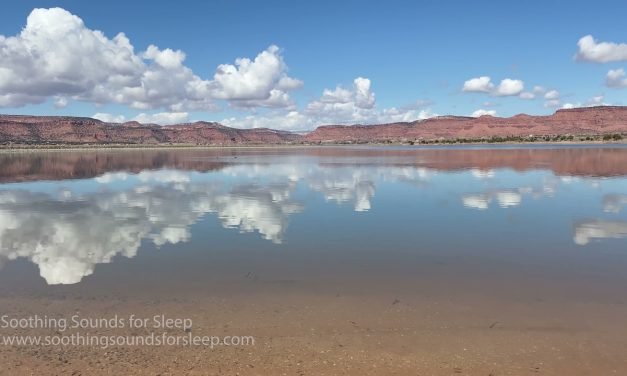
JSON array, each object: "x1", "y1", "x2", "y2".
[
  {"x1": 2, "y1": 250, "x2": 627, "y2": 376},
  {"x1": 2, "y1": 293, "x2": 626, "y2": 375}
]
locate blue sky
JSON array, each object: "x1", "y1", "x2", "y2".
[{"x1": 0, "y1": 0, "x2": 626, "y2": 129}]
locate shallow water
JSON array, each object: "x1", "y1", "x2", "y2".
[{"x1": 1, "y1": 145, "x2": 627, "y2": 375}]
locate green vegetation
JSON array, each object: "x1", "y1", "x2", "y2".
[{"x1": 409, "y1": 133, "x2": 624, "y2": 145}]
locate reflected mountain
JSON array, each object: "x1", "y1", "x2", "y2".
[{"x1": 2, "y1": 146, "x2": 627, "y2": 184}]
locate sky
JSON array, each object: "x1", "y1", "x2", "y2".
[{"x1": 0, "y1": 0, "x2": 626, "y2": 130}]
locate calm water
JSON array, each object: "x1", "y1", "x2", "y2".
[{"x1": 0, "y1": 146, "x2": 626, "y2": 288}]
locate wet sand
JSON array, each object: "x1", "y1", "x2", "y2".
[{"x1": 2, "y1": 247, "x2": 627, "y2": 375}]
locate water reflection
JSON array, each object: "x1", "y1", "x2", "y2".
[
  {"x1": 0, "y1": 179, "x2": 302, "y2": 284},
  {"x1": 603, "y1": 194, "x2": 627, "y2": 213},
  {"x1": 574, "y1": 220, "x2": 627, "y2": 245},
  {"x1": 462, "y1": 191, "x2": 522, "y2": 210},
  {"x1": 0, "y1": 147, "x2": 626, "y2": 285}
]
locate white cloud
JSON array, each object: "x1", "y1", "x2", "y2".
[
  {"x1": 353, "y1": 77, "x2": 376, "y2": 109},
  {"x1": 95, "y1": 76, "x2": 434, "y2": 130},
  {"x1": 494, "y1": 79, "x2": 524, "y2": 96},
  {"x1": 606, "y1": 68, "x2": 627, "y2": 88},
  {"x1": 533, "y1": 86, "x2": 547, "y2": 94},
  {"x1": 519, "y1": 92, "x2": 535, "y2": 99},
  {"x1": 588, "y1": 95, "x2": 606, "y2": 105},
  {"x1": 575, "y1": 35, "x2": 627, "y2": 63},
  {"x1": 471, "y1": 109, "x2": 496, "y2": 117},
  {"x1": 543, "y1": 90, "x2": 561, "y2": 107},
  {"x1": 316, "y1": 77, "x2": 375, "y2": 109},
  {"x1": 0, "y1": 8, "x2": 301, "y2": 110},
  {"x1": 462, "y1": 76, "x2": 524, "y2": 97},
  {"x1": 222, "y1": 110, "x2": 311, "y2": 130},
  {"x1": 142, "y1": 45, "x2": 186, "y2": 69},
  {"x1": 560, "y1": 95, "x2": 611, "y2": 109},
  {"x1": 298, "y1": 76, "x2": 435, "y2": 126},
  {"x1": 545, "y1": 99, "x2": 561, "y2": 108},
  {"x1": 544, "y1": 90, "x2": 560, "y2": 100},
  {"x1": 378, "y1": 108, "x2": 437, "y2": 123},
  {"x1": 93, "y1": 113, "x2": 127, "y2": 123},
  {"x1": 92, "y1": 112, "x2": 189, "y2": 125},
  {"x1": 209, "y1": 45, "x2": 302, "y2": 107},
  {"x1": 230, "y1": 89, "x2": 295, "y2": 109},
  {"x1": 53, "y1": 97, "x2": 68, "y2": 108},
  {"x1": 462, "y1": 76, "x2": 494, "y2": 93},
  {"x1": 133, "y1": 112, "x2": 189, "y2": 125}
]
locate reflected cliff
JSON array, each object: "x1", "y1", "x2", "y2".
[{"x1": 2, "y1": 145, "x2": 627, "y2": 184}]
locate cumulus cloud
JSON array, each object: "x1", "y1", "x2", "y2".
[
  {"x1": 494, "y1": 79, "x2": 524, "y2": 96},
  {"x1": 0, "y1": 8, "x2": 301, "y2": 110},
  {"x1": 93, "y1": 112, "x2": 189, "y2": 125},
  {"x1": 93, "y1": 113, "x2": 127, "y2": 123},
  {"x1": 315, "y1": 77, "x2": 375, "y2": 108},
  {"x1": 575, "y1": 35, "x2": 627, "y2": 63},
  {"x1": 208, "y1": 45, "x2": 302, "y2": 108},
  {"x1": 462, "y1": 76, "x2": 494, "y2": 93},
  {"x1": 97, "y1": 76, "x2": 435, "y2": 130},
  {"x1": 222, "y1": 110, "x2": 311, "y2": 130},
  {"x1": 471, "y1": 109, "x2": 497, "y2": 117},
  {"x1": 222, "y1": 77, "x2": 435, "y2": 128},
  {"x1": 303, "y1": 77, "x2": 436, "y2": 126},
  {"x1": 543, "y1": 90, "x2": 562, "y2": 108},
  {"x1": 533, "y1": 86, "x2": 547, "y2": 94},
  {"x1": 544, "y1": 90, "x2": 560, "y2": 100},
  {"x1": 133, "y1": 112, "x2": 189, "y2": 125},
  {"x1": 462, "y1": 76, "x2": 524, "y2": 96},
  {"x1": 519, "y1": 92, "x2": 535, "y2": 100},
  {"x1": 560, "y1": 95, "x2": 611, "y2": 110},
  {"x1": 606, "y1": 68, "x2": 627, "y2": 88}
]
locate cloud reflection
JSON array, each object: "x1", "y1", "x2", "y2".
[
  {"x1": 0, "y1": 178, "x2": 302, "y2": 285},
  {"x1": 603, "y1": 194, "x2": 627, "y2": 213},
  {"x1": 574, "y1": 220, "x2": 627, "y2": 246},
  {"x1": 462, "y1": 190, "x2": 522, "y2": 210}
]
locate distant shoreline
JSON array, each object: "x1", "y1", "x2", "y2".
[{"x1": 0, "y1": 138, "x2": 626, "y2": 153}]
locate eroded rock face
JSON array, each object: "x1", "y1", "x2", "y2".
[
  {"x1": 1, "y1": 106, "x2": 626, "y2": 145},
  {"x1": 0, "y1": 115, "x2": 301, "y2": 145},
  {"x1": 305, "y1": 106, "x2": 627, "y2": 142}
]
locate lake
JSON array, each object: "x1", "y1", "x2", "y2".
[{"x1": 1, "y1": 145, "x2": 627, "y2": 375}]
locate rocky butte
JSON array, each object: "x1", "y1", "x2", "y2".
[
  {"x1": 304, "y1": 106, "x2": 627, "y2": 143},
  {"x1": 1, "y1": 106, "x2": 626, "y2": 146}
]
